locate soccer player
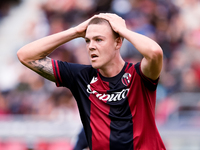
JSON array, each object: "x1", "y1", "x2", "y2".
[{"x1": 17, "y1": 13, "x2": 166, "y2": 150}]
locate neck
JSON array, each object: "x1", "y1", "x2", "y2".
[{"x1": 99, "y1": 56, "x2": 125, "y2": 78}]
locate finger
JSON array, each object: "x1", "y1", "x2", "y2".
[
  {"x1": 95, "y1": 14, "x2": 108, "y2": 20},
  {"x1": 96, "y1": 13, "x2": 107, "y2": 17},
  {"x1": 97, "y1": 13, "x2": 112, "y2": 19},
  {"x1": 90, "y1": 14, "x2": 98, "y2": 20}
]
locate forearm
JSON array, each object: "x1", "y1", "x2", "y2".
[
  {"x1": 96, "y1": 13, "x2": 163, "y2": 79},
  {"x1": 96, "y1": 13, "x2": 162, "y2": 59},
  {"x1": 119, "y1": 28, "x2": 163, "y2": 79},
  {"x1": 119, "y1": 28, "x2": 162, "y2": 60},
  {"x1": 17, "y1": 27, "x2": 79, "y2": 63},
  {"x1": 17, "y1": 16, "x2": 93, "y2": 82}
]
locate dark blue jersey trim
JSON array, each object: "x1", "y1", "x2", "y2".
[{"x1": 134, "y1": 62, "x2": 158, "y2": 91}]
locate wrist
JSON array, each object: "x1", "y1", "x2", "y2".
[
  {"x1": 118, "y1": 27, "x2": 129, "y2": 38},
  {"x1": 59, "y1": 27, "x2": 82, "y2": 42},
  {"x1": 73, "y1": 27, "x2": 85, "y2": 38}
]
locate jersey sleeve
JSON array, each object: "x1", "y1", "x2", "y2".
[
  {"x1": 51, "y1": 59, "x2": 88, "y2": 89},
  {"x1": 134, "y1": 62, "x2": 159, "y2": 91}
]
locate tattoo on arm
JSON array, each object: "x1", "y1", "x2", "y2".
[
  {"x1": 28, "y1": 57, "x2": 56, "y2": 82},
  {"x1": 39, "y1": 52, "x2": 50, "y2": 59}
]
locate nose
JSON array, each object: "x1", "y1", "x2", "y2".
[{"x1": 88, "y1": 41, "x2": 96, "y2": 51}]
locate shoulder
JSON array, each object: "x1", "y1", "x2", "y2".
[
  {"x1": 53, "y1": 59, "x2": 93, "y2": 73},
  {"x1": 127, "y1": 61, "x2": 159, "y2": 91},
  {"x1": 57, "y1": 60, "x2": 98, "y2": 78},
  {"x1": 53, "y1": 60, "x2": 97, "y2": 88}
]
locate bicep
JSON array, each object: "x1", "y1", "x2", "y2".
[
  {"x1": 26, "y1": 57, "x2": 56, "y2": 82},
  {"x1": 141, "y1": 52, "x2": 163, "y2": 80}
]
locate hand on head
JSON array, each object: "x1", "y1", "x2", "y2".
[
  {"x1": 95, "y1": 13, "x2": 127, "y2": 35},
  {"x1": 74, "y1": 15, "x2": 98, "y2": 37},
  {"x1": 75, "y1": 13, "x2": 126, "y2": 38}
]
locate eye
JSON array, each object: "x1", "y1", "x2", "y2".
[
  {"x1": 96, "y1": 39, "x2": 102, "y2": 42},
  {"x1": 85, "y1": 39, "x2": 90, "y2": 44}
]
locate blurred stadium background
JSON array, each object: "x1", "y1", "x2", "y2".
[{"x1": 0, "y1": 0, "x2": 200, "y2": 149}]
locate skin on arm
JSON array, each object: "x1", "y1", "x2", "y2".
[
  {"x1": 27, "y1": 57, "x2": 55, "y2": 82},
  {"x1": 97, "y1": 13, "x2": 163, "y2": 80},
  {"x1": 17, "y1": 16, "x2": 96, "y2": 82}
]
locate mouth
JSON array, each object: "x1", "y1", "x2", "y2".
[{"x1": 91, "y1": 54, "x2": 98, "y2": 60}]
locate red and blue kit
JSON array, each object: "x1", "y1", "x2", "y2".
[{"x1": 52, "y1": 59, "x2": 166, "y2": 150}]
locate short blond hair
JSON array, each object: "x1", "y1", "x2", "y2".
[{"x1": 88, "y1": 17, "x2": 121, "y2": 39}]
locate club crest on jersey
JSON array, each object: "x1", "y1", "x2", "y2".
[{"x1": 121, "y1": 73, "x2": 131, "y2": 86}]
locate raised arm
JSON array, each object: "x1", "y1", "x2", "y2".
[
  {"x1": 98, "y1": 13, "x2": 163, "y2": 80},
  {"x1": 17, "y1": 16, "x2": 94, "y2": 82}
]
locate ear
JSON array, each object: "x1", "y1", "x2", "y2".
[{"x1": 115, "y1": 37, "x2": 123, "y2": 50}]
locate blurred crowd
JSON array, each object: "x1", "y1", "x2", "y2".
[{"x1": 1, "y1": 0, "x2": 200, "y2": 148}]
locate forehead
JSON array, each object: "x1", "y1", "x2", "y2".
[{"x1": 85, "y1": 23, "x2": 113, "y2": 38}]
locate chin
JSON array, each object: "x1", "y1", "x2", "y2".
[
  {"x1": 91, "y1": 64, "x2": 99, "y2": 69},
  {"x1": 91, "y1": 62, "x2": 101, "y2": 69}
]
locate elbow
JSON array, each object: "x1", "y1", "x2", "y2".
[
  {"x1": 17, "y1": 48, "x2": 27, "y2": 64},
  {"x1": 17, "y1": 49, "x2": 23, "y2": 63},
  {"x1": 150, "y1": 45, "x2": 163, "y2": 60}
]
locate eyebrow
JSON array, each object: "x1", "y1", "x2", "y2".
[{"x1": 85, "y1": 35, "x2": 106, "y2": 40}]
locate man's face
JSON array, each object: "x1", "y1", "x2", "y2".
[{"x1": 85, "y1": 23, "x2": 117, "y2": 69}]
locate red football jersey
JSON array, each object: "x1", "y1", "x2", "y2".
[{"x1": 52, "y1": 59, "x2": 166, "y2": 150}]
